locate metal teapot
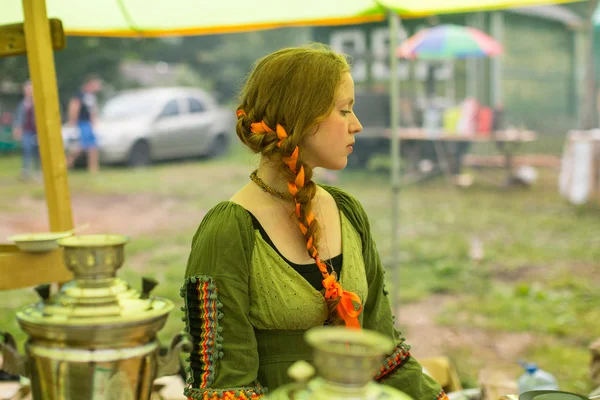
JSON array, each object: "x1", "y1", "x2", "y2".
[
  {"x1": 0, "y1": 234, "x2": 190, "y2": 400},
  {"x1": 266, "y1": 326, "x2": 414, "y2": 400}
]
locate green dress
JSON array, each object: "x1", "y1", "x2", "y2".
[{"x1": 182, "y1": 185, "x2": 446, "y2": 400}]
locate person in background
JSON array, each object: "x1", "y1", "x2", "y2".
[
  {"x1": 66, "y1": 74, "x2": 102, "y2": 173},
  {"x1": 13, "y1": 81, "x2": 41, "y2": 182}
]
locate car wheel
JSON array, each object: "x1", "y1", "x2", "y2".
[
  {"x1": 127, "y1": 140, "x2": 151, "y2": 167},
  {"x1": 208, "y1": 134, "x2": 229, "y2": 158}
]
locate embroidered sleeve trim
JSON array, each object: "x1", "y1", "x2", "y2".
[
  {"x1": 436, "y1": 390, "x2": 450, "y2": 400},
  {"x1": 181, "y1": 275, "x2": 225, "y2": 389},
  {"x1": 375, "y1": 342, "x2": 411, "y2": 382},
  {"x1": 184, "y1": 383, "x2": 266, "y2": 399}
]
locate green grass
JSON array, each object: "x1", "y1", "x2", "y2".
[
  {"x1": 438, "y1": 272, "x2": 600, "y2": 344},
  {"x1": 0, "y1": 142, "x2": 598, "y2": 394}
]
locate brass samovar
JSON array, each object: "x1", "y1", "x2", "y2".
[
  {"x1": 267, "y1": 326, "x2": 414, "y2": 400},
  {"x1": 0, "y1": 234, "x2": 189, "y2": 400}
]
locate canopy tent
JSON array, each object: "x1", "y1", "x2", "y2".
[
  {"x1": 2, "y1": 0, "x2": 587, "y2": 36},
  {"x1": 0, "y1": 0, "x2": 586, "y2": 291}
]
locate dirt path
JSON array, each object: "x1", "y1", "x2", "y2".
[
  {"x1": 398, "y1": 295, "x2": 533, "y2": 386},
  {"x1": 0, "y1": 193, "x2": 203, "y2": 238}
]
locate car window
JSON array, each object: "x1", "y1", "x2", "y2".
[
  {"x1": 101, "y1": 92, "x2": 158, "y2": 121},
  {"x1": 187, "y1": 97, "x2": 206, "y2": 113},
  {"x1": 159, "y1": 99, "x2": 180, "y2": 118}
]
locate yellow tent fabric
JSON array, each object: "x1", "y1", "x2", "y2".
[{"x1": 2, "y1": 0, "x2": 586, "y2": 37}]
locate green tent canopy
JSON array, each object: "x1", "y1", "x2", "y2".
[{"x1": 2, "y1": 0, "x2": 587, "y2": 37}]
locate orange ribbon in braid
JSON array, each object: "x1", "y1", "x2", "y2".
[
  {"x1": 237, "y1": 110, "x2": 274, "y2": 135},
  {"x1": 236, "y1": 110, "x2": 363, "y2": 328}
]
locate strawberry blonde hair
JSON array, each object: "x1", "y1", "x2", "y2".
[{"x1": 236, "y1": 44, "x2": 361, "y2": 327}]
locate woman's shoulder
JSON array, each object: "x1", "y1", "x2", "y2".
[
  {"x1": 318, "y1": 185, "x2": 368, "y2": 219},
  {"x1": 193, "y1": 201, "x2": 253, "y2": 240},
  {"x1": 189, "y1": 201, "x2": 254, "y2": 253},
  {"x1": 203, "y1": 201, "x2": 250, "y2": 220},
  {"x1": 185, "y1": 201, "x2": 255, "y2": 278},
  {"x1": 318, "y1": 184, "x2": 370, "y2": 236}
]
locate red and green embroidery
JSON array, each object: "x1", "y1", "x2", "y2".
[
  {"x1": 185, "y1": 383, "x2": 266, "y2": 400},
  {"x1": 197, "y1": 278, "x2": 220, "y2": 387},
  {"x1": 436, "y1": 390, "x2": 450, "y2": 400},
  {"x1": 375, "y1": 342, "x2": 411, "y2": 382},
  {"x1": 181, "y1": 275, "x2": 224, "y2": 389},
  {"x1": 181, "y1": 276, "x2": 266, "y2": 399}
]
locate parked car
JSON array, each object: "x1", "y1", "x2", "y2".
[{"x1": 62, "y1": 87, "x2": 235, "y2": 166}]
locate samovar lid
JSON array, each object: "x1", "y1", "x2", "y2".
[
  {"x1": 59, "y1": 234, "x2": 129, "y2": 248},
  {"x1": 16, "y1": 234, "x2": 173, "y2": 327}
]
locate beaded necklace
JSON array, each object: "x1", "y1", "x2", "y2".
[{"x1": 249, "y1": 169, "x2": 293, "y2": 201}]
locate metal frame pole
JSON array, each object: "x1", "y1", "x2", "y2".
[{"x1": 388, "y1": 9, "x2": 402, "y2": 309}]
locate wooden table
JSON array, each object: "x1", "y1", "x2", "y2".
[
  {"x1": 383, "y1": 127, "x2": 537, "y2": 143},
  {"x1": 382, "y1": 128, "x2": 537, "y2": 186}
]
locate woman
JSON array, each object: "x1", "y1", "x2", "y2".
[{"x1": 182, "y1": 44, "x2": 446, "y2": 400}]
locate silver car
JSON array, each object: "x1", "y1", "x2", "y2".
[{"x1": 62, "y1": 87, "x2": 235, "y2": 166}]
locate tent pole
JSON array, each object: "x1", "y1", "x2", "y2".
[
  {"x1": 491, "y1": 11, "x2": 504, "y2": 107},
  {"x1": 22, "y1": 0, "x2": 73, "y2": 231},
  {"x1": 388, "y1": 9, "x2": 402, "y2": 312}
]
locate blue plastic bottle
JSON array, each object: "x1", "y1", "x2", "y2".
[{"x1": 517, "y1": 362, "x2": 559, "y2": 394}]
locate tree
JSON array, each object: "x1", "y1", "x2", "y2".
[
  {"x1": 53, "y1": 37, "x2": 173, "y2": 100},
  {"x1": 193, "y1": 27, "x2": 311, "y2": 103},
  {"x1": 0, "y1": 54, "x2": 29, "y2": 87},
  {"x1": 1, "y1": 36, "x2": 173, "y2": 110}
]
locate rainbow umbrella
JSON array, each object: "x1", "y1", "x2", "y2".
[{"x1": 397, "y1": 24, "x2": 503, "y2": 60}]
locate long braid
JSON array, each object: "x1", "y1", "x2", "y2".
[
  {"x1": 284, "y1": 156, "x2": 343, "y2": 325},
  {"x1": 237, "y1": 109, "x2": 362, "y2": 329}
]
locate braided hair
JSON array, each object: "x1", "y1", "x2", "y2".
[{"x1": 236, "y1": 44, "x2": 361, "y2": 327}]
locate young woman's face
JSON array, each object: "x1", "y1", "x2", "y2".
[{"x1": 302, "y1": 72, "x2": 362, "y2": 170}]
